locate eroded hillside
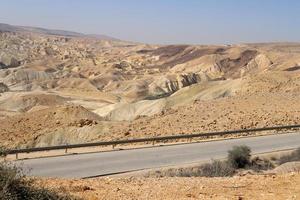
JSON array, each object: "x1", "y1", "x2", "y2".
[{"x1": 1, "y1": 27, "x2": 300, "y2": 148}]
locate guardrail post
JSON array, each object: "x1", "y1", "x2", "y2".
[
  {"x1": 112, "y1": 144, "x2": 116, "y2": 149},
  {"x1": 64, "y1": 143, "x2": 69, "y2": 154},
  {"x1": 152, "y1": 140, "x2": 155, "y2": 146},
  {"x1": 15, "y1": 153, "x2": 18, "y2": 160}
]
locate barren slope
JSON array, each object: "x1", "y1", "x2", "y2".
[
  {"x1": 1, "y1": 26, "x2": 300, "y2": 147},
  {"x1": 37, "y1": 173, "x2": 300, "y2": 200}
]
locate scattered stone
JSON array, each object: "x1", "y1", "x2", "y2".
[{"x1": 0, "y1": 83, "x2": 9, "y2": 93}]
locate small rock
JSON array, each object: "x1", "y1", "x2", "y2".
[
  {"x1": 124, "y1": 131, "x2": 130, "y2": 136},
  {"x1": 186, "y1": 194, "x2": 192, "y2": 198},
  {"x1": 82, "y1": 186, "x2": 94, "y2": 191}
]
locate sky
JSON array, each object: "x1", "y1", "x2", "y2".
[{"x1": 1, "y1": 0, "x2": 300, "y2": 44}]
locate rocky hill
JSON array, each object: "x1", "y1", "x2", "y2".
[
  {"x1": 1, "y1": 24, "x2": 300, "y2": 148},
  {"x1": 0, "y1": 23, "x2": 119, "y2": 40}
]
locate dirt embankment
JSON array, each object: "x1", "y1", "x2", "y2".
[
  {"x1": 37, "y1": 173, "x2": 300, "y2": 200},
  {"x1": 0, "y1": 105, "x2": 102, "y2": 148}
]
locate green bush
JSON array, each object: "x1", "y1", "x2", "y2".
[
  {"x1": 278, "y1": 147, "x2": 300, "y2": 164},
  {"x1": 227, "y1": 145, "x2": 251, "y2": 169},
  {"x1": 0, "y1": 162, "x2": 74, "y2": 200}
]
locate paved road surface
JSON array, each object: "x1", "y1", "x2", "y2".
[{"x1": 16, "y1": 133, "x2": 300, "y2": 178}]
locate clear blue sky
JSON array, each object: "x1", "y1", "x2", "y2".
[{"x1": 1, "y1": 0, "x2": 300, "y2": 44}]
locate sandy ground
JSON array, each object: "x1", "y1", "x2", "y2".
[
  {"x1": 109, "y1": 93, "x2": 300, "y2": 139},
  {"x1": 37, "y1": 173, "x2": 300, "y2": 200}
]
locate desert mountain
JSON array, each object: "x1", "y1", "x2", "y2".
[
  {"x1": 1, "y1": 23, "x2": 300, "y2": 148},
  {"x1": 0, "y1": 23, "x2": 119, "y2": 40}
]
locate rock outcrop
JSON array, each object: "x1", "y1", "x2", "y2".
[{"x1": 0, "y1": 82, "x2": 8, "y2": 93}]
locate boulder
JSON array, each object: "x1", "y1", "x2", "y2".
[
  {"x1": 0, "y1": 54, "x2": 21, "y2": 68},
  {"x1": 0, "y1": 82, "x2": 9, "y2": 93},
  {"x1": 270, "y1": 162, "x2": 300, "y2": 174}
]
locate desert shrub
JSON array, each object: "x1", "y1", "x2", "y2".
[
  {"x1": 167, "y1": 168, "x2": 196, "y2": 177},
  {"x1": 0, "y1": 82, "x2": 9, "y2": 93},
  {"x1": 198, "y1": 146, "x2": 252, "y2": 176},
  {"x1": 149, "y1": 167, "x2": 200, "y2": 177},
  {"x1": 278, "y1": 147, "x2": 300, "y2": 164},
  {"x1": 0, "y1": 162, "x2": 74, "y2": 200},
  {"x1": 270, "y1": 156, "x2": 277, "y2": 161},
  {"x1": 0, "y1": 146, "x2": 8, "y2": 157},
  {"x1": 197, "y1": 160, "x2": 235, "y2": 177},
  {"x1": 147, "y1": 146, "x2": 269, "y2": 178},
  {"x1": 227, "y1": 145, "x2": 251, "y2": 169},
  {"x1": 250, "y1": 157, "x2": 275, "y2": 171},
  {"x1": 152, "y1": 160, "x2": 235, "y2": 178}
]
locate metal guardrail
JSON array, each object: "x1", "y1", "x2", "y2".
[{"x1": 7, "y1": 124, "x2": 300, "y2": 156}]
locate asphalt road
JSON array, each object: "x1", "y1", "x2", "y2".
[{"x1": 16, "y1": 133, "x2": 300, "y2": 178}]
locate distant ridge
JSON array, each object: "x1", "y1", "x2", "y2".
[
  {"x1": 19, "y1": 26, "x2": 84, "y2": 37},
  {"x1": 0, "y1": 23, "x2": 119, "y2": 41}
]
